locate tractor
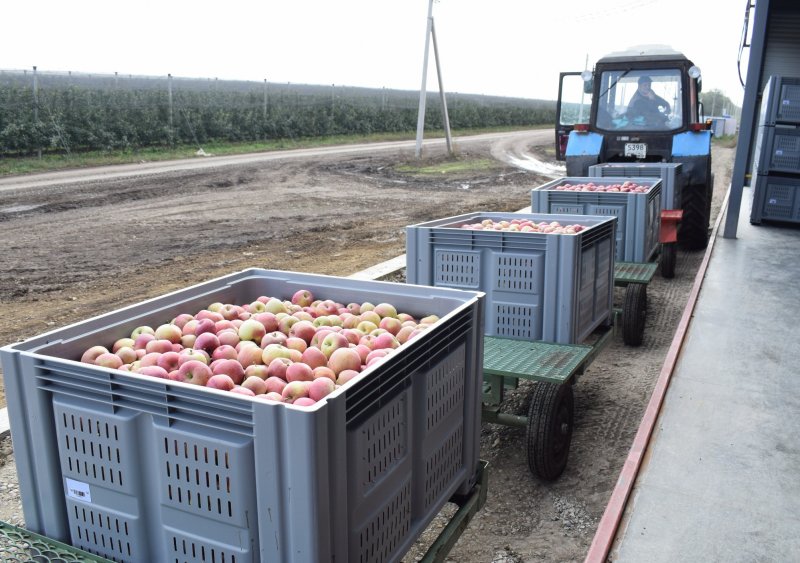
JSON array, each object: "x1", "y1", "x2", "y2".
[{"x1": 555, "y1": 45, "x2": 713, "y2": 250}]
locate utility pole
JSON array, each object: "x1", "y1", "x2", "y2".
[
  {"x1": 263, "y1": 79, "x2": 268, "y2": 118},
  {"x1": 415, "y1": 0, "x2": 453, "y2": 158}
]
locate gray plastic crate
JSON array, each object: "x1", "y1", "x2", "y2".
[
  {"x1": 530, "y1": 177, "x2": 661, "y2": 263},
  {"x1": 406, "y1": 212, "x2": 616, "y2": 345},
  {"x1": 758, "y1": 75, "x2": 800, "y2": 127},
  {"x1": 750, "y1": 175, "x2": 800, "y2": 225},
  {"x1": 588, "y1": 162, "x2": 682, "y2": 210},
  {"x1": 0, "y1": 269, "x2": 485, "y2": 563},
  {"x1": 757, "y1": 126, "x2": 800, "y2": 175}
]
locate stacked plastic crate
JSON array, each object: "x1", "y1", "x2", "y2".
[{"x1": 750, "y1": 75, "x2": 800, "y2": 225}]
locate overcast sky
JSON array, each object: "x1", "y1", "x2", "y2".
[{"x1": 3, "y1": 0, "x2": 747, "y2": 105}]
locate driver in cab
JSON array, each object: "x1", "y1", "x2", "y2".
[{"x1": 627, "y1": 76, "x2": 670, "y2": 126}]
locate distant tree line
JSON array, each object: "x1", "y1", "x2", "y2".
[{"x1": 0, "y1": 71, "x2": 555, "y2": 155}]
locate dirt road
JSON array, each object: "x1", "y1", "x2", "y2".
[{"x1": 0, "y1": 131, "x2": 733, "y2": 562}]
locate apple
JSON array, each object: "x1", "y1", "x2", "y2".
[
  {"x1": 140, "y1": 352, "x2": 163, "y2": 367},
  {"x1": 354, "y1": 344, "x2": 372, "y2": 364},
  {"x1": 292, "y1": 397, "x2": 316, "y2": 407},
  {"x1": 312, "y1": 366, "x2": 337, "y2": 382},
  {"x1": 237, "y1": 345, "x2": 264, "y2": 368},
  {"x1": 267, "y1": 357, "x2": 292, "y2": 379},
  {"x1": 244, "y1": 364, "x2": 270, "y2": 380},
  {"x1": 211, "y1": 344, "x2": 238, "y2": 361},
  {"x1": 216, "y1": 329, "x2": 240, "y2": 348},
  {"x1": 253, "y1": 312, "x2": 279, "y2": 332},
  {"x1": 137, "y1": 365, "x2": 170, "y2": 379},
  {"x1": 214, "y1": 320, "x2": 236, "y2": 333},
  {"x1": 285, "y1": 336, "x2": 307, "y2": 353},
  {"x1": 292, "y1": 289, "x2": 314, "y2": 307},
  {"x1": 261, "y1": 331, "x2": 288, "y2": 347},
  {"x1": 261, "y1": 344, "x2": 293, "y2": 366},
  {"x1": 346, "y1": 303, "x2": 361, "y2": 315},
  {"x1": 171, "y1": 313, "x2": 194, "y2": 329},
  {"x1": 193, "y1": 332, "x2": 220, "y2": 354},
  {"x1": 212, "y1": 359, "x2": 245, "y2": 384},
  {"x1": 293, "y1": 311, "x2": 314, "y2": 323},
  {"x1": 133, "y1": 333, "x2": 156, "y2": 350},
  {"x1": 264, "y1": 376, "x2": 288, "y2": 394},
  {"x1": 286, "y1": 361, "x2": 314, "y2": 382},
  {"x1": 157, "y1": 351, "x2": 182, "y2": 372},
  {"x1": 238, "y1": 319, "x2": 267, "y2": 344},
  {"x1": 395, "y1": 326, "x2": 416, "y2": 344},
  {"x1": 219, "y1": 304, "x2": 241, "y2": 321},
  {"x1": 320, "y1": 332, "x2": 349, "y2": 359},
  {"x1": 94, "y1": 352, "x2": 124, "y2": 369},
  {"x1": 131, "y1": 326, "x2": 155, "y2": 339},
  {"x1": 154, "y1": 323, "x2": 183, "y2": 344},
  {"x1": 300, "y1": 346, "x2": 328, "y2": 369},
  {"x1": 315, "y1": 300, "x2": 339, "y2": 316},
  {"x1": 256, "y1": 391, "x2": 284, "y2": 402},
  {"x1": 357, "y1": 320, "x2": 378, "y2": 334},
  {"x1": 336, "y1": 369, "x2": 360, "y2": 386},
  {"x1": 309, "y1": 377, "x2": 335, "y2": 402},
  {"x1": 181, "y1": 319, "x2": 199, "y2": 336},
  {"x1": 181, "y1": 334, "x2": 197, "y2": 348},
  {"x1": 379, "y1": 317, "x2": 403, "y2": 335},
  {"x1": 206, "y1": 373, "x2": 235, "y2": 391},
  {"x1": 373, "y1": 332, "x2": 400, "y2": 350},
  {"x1": 281, "y1": 380, "x2": 310, "y2": 403},
  {"x1": 115, "y1": 346, "x2": 138, "y2": 365},
  {"x1": 328, "y1": 347, "x2": 361, "y2": 375},
  {"x1": 179, "y1": 348, "x2": 209, "y2": 364},
  {"x1": 263, "y1": 298, "x2": 287, "y2": 315},
  {"x1": 289, "y1": 320, "x2": 316, "y2": 344},
  {"x1": 359, "y1": 311, "x2": 381, "y2": 326},
  {"x1": 230, "y1": 386, "x2": 255, "y2": 397},
  {"x1": 196, "y1": 309, "x2": 223, "y2": 322},
  {"x1": 278, "y1": 315, "x2": 299, "y2": 335},
  {"x1": 241, "y1": 376, "x2": 268, "y2": 395},
  {"x1": 145, "y1": 339, "x2": 174, "y2": 355},
  {"x1": 176, "y1": 360, "x2": 213, "y2": 385},
  {"x1": 112, "y1": 338, "x2": 135, "y2": 353},
  {"x1": 81, "y1": 345, "x2": 109, "y2": 364},
  {"x1": 373, "y1": 303, "x2": 398, "y2": 319}
]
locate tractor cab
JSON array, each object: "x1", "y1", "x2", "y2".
[{"x1": 555, "y1": 46, "x2": 704, "y2": 169}]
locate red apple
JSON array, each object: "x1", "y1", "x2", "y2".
[
  {"x1": 154, "y1": 323, "x2": 183, "y2": 344},
  {"x1": 241, "y1": 376, "x2": 268, "y2": 395},
  {"x1": 328, "y1": 347, "x2": 362, "y2": 375},
  {"x1": 137, "y1": 365, "x2": 170, "y2": 379},
  {"x1": 80, "y1": 345, "x2": 109, "y2": 364},
  {"x1": 264, "y1": 376, "x2": 288, "y2": 395},
  {"x1": 285, "y1": 362, "x2": 314, "y2": 382},
  {"x1": 206, "y1": 373, "x2": 235, "y2": 391},
  {"x1": 176, "y1": 360, "x2": 213, "y2": 385},
  {"x1": 292, "y1": 289, "x2": 314, "y2": 307},
  {"x1": 212, "y1": 359, "x2": 245, "y2": 384},
  {"x1": 308, "y1": 377, "x2": 335, "y2": 402}
]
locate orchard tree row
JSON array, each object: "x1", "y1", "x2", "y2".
[{"x1": 0, "y1": 82, "x2": 555, "y2": 155}]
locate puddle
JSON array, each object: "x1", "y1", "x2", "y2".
[
  {"x1": 506, "y1": 154, "x2": 565, "y2": 178},
  {"x1": 0, "y1": 204, "x2": 42, "y2": 214}
]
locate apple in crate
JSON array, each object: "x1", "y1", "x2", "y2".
[
  {"x1": 241, "y1": 376, "x2": 268, "y2": 395},
  {"x1": 206, "y1": 374, "x2": 235, "y2": 391},
  {"x1": 174, "y1": 360, "x2": 213, "y2": 385},
  {"x1": 292, "y1": 289, "x2": 314, "y2": 307},
  {"x1": 211, "y1": 359, "x2": 245, "y2": 384},
  {"x1": 328, "y1": 347, "x2": 361, "y2": 375}
]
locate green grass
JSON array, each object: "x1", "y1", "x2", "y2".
[{"x1": 0, "y1": 125, "x2": 548, "y2": 177}]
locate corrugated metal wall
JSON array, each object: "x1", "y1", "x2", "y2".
[{"x1": 760, "y1": 9, "x2": 800, "y2": 88}]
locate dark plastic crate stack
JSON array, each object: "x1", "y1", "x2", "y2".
[
  {"x1": 588, "y1": 162, "x2": 683, "y2": 210},
  {"x1": 406, "y1": 211, "x2": 616, "y2": 345},
  {"x1": 530, "y1": 177, "x2": 661, "y2": 263},
  {"x1": 758, "y1": 75, "x2": 800, "y2": 127},
  {"x1": 756, "y1": 126, "x2": 800, "y2": 175},
  {"x1": 750, "y1": 175, "x2": 800, "y2": 225},
  {"x1": 0, "y1": 269, "x2": 485, "y2": 563}
]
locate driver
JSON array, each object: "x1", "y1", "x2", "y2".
[{"x1": 627, "y1": 76, "x2": 671, "y2": 125}]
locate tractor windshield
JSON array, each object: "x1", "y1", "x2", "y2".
[{"x1": 595, "y1": 69, "x2": 683, "y2": 132}]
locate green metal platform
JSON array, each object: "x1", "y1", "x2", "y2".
[
  {"x1": 0, "y1": 521, "x2": 112, "y2": 562},
  {"x1": 483, "y1": 336, "x2": 593, "y2": 385},
  {"x1": 614, "y1": 261, "x2": 658, "y2": 285}
]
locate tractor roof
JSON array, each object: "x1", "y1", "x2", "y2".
[{"x1": 597, "y1": 44, "x2": 692, "y2": 65}]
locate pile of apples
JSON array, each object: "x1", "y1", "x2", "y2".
[
  {"x1": 459, "y1": 218, "x2": 588, "y2": 235},
  {"x1": 79, "y1": 290, "x2": 439, "y2": 408},
  {"x1": 549, "y1": 181, "x2": 651, "y2": 193}
]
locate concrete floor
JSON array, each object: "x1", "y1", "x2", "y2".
[{"x1": 612, "y1": 186, "x2": 800, "y2": 562}]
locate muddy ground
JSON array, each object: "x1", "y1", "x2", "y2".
[{"x1": 0, "y1": 134, "x2": 733, "y2": 562}]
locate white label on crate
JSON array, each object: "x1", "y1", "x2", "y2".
[
  {"x1": 776, "y1": 150, "x2": 784, "y2": 156},
  {"x1": 66, "y1": 478, "x2": 92, "y2": 504},
  {"x1": 782, "y1": 99, "x2": 791, "y2": 105}
]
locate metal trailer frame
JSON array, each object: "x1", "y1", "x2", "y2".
[{"x1": 481, "y1": 325, "x2": 614, "y2": 481}]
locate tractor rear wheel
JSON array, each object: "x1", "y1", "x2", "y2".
[{"x1": 679, "y1": 180, "x2": 712, "y2": 250}]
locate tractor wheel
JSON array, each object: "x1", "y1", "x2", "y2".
[
  {"x1": 679, "y1": 181, "x2": 712, "y2": 250},
  {"x1": 622, "y1": 284, "x2": 647, "y2": 346},
  {"x1": 526, "y1": 382, "x2": 574, "y2": 481},
  {"x1": 660, "y1": 242, "x2": 677, "y2": 279}
]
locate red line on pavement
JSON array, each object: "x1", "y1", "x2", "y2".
[{"x1": 584, "y1": 188, "x2": 731, "y2": 563}]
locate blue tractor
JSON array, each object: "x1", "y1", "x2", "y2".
[{"x1": 555, "y1": 45, "x2": 713, "y2": 250}]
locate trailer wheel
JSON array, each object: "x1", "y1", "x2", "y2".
[
  {"x1": 526, "y1": 382, "x2": 574, "y2": 481},
  {"x1": 679, "y1": 181, "x2": 712, "y2": 250},
  {"x1": 660, "y1": 242, "x2": 677, "y2": 279},
  {"x1": 622, "y1": 284, "x2": 647, "y2": 346}
]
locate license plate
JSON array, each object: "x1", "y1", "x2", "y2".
[{"x1": 624, "y1": 143, "x2": 647, "y2": 158}]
